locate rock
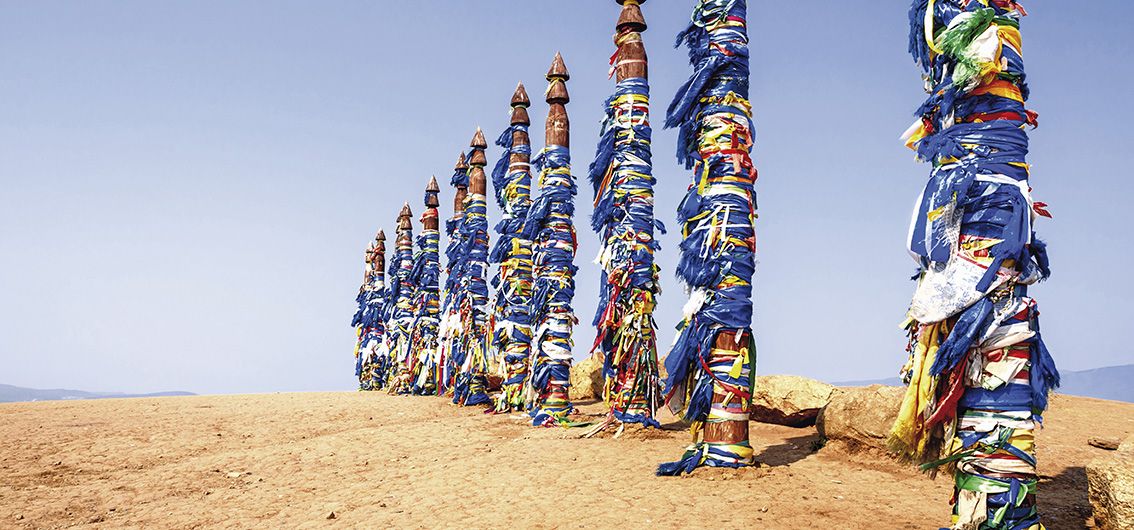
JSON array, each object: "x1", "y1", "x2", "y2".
[
  {"x1": 749, "y1": 375, "x2": 836, "y2": 427},
  {"x1": 226, "y1": 472, "x2": 241, "y2": 479},
  {"x1": 816, "y1": 385, "x2": 904, "y2": 451},
  {"x1": 569, "y1": 353, "x2": 604, "y2": 401},
  {"x1": 1088, "y1": 436, "x2": 1134, "y2": 530},
  {"x1": 1090, "y1": 438, "x2": 1122, "y2": 451},
  {"x1": 327, "y1": 511, "x2": 337, "y2": 520}
]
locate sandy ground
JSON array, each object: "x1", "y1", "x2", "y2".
[{"x1": 1, "y1": 391, "x2": 1131, "y2": 529}]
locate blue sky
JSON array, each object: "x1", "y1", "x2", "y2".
[{"x1": 2, "y1": 1, "x2": 1131, "y2": 394}]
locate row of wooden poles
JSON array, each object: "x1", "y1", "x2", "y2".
[
  {"x1": 355, "y1": 0, "x2": 1058, "y2": 527},
  {"x1": 351, "y1": 0, "x2": 759, "y2": 469}
]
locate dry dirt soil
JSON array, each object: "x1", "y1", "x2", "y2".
[{"x1": 1, "y1": 391, "x2": 1131, "y2": 529}]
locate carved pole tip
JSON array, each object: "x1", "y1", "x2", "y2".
[
  {"x1": 547, "y1": 52, "x2": 570, "y2": 81},
  {"x1": 511, "y1": 82, "x2": 531, "y2": 107},
  {"x1": 511, "y1": 85, "x2": 531, "y2": 126},
  {"x1": 471, "y1": 127, "x2": 488, "y2": 149},
  {"x1": 469, "y1": 128, "x2": 489, "y2": 167}
]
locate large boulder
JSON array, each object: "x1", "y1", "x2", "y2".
[
  {"x1": 816, "y1": 385, "x2": 904, "y2": 451},
  {"x1": 569, "y1": 353, "x2": 604, "y2": 401},
  {"x1": 1088, "y1": 436, "x2": 1134, "y2": 530},
  {"x1": 749, "y1": 375, "x2": 836, "y2": 427}
]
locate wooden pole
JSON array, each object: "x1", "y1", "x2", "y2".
[
  {"x1": 388, "y1": 202, "x2": 416, "y2": 393},
  {"x1": 529, "y1": 52, "x2": 579, "y2": 426},
  {"x1": 491, "y1": 82, "x2": 537, "y2": 413}
]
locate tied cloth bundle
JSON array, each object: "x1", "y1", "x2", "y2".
[
  {"x1": 657, "y1": 0, "x2": 759, "y2": 476},
  {"x1": 889, "y1": 1, "x2": 1058, "y2": 529},
  {"x1": 489, "y1": 84, "x2": 537, "y2": 414},
  {"x1": 452, "y1": 129, "x2": 496, "y2": 407},
  {"x1": 524, "y1": 53, "x2": 582, "y2": 428},
  {"x1": 408, "y1": 177, "x2": 443, "y2": 396},
  {"x1": 585, "y1": 0, "x2": 666, "y2": 437},
  {"x1": 386, "y1": 203, "x2": 419, "y2": 395},
  {"x1": 351, "y1": 230, "x2": 390, "y2": 391},
  {"x1": 439, "y1": 153, "x2": 471, "y2": 397}
]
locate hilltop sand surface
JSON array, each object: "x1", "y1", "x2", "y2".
[{"x1": 1, "y1": 391, "x2": 1131, "y2": 529}]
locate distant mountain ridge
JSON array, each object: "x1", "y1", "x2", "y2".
[
  {"x1": 0, "y1": 384, "x2": 195, "y2": 403},
  {"x1": 834, "y1": 364, "x2": 1134, "y2": 404},
  {"x1": 6, "y1": 364, "x2": 1130, "y2": 404}
]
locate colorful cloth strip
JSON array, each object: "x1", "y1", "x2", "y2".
[
  {"x1": 658, "y1": 0, "x2": 759, "y2": 476},
  {"x1": 890, "y1": 2, "x2": 1058, "y2": 528},
  {"x1": 351, "y1": 238, "x2": 389, "y2": 390},
  {"x1": 490, "y1": 124, "x2": 536, "y2": 413},
  {"x1": 385, "y1": 225, "x2": 417, "y2": 395},
  {"x1": 452, "y1": 143, "x2": 494, "y2": 407},
  {"x1": 438, "y1": 161, "x2": 469, "y2": 397},
  {"x1": 525, "y1": 145, "x2": 579, "y2": 426},
  {"x1": 587, "y1": 27, "x2": 665, "y2": 430},
  {"x1": 408, "y1": 206, "x2": 441, "y2": 395}
]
